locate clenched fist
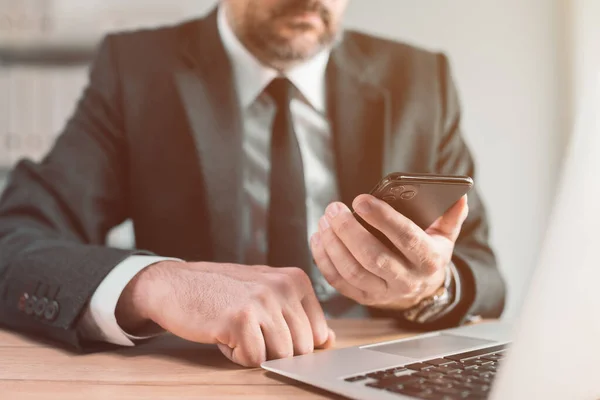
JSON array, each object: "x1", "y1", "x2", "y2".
[{"x1": 116, "y1": 261, "x2": 335, "y2": 367}]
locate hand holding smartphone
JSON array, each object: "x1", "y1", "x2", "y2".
[{"x1": 353, "y1": 172, "x2": 473, "y2": 248}]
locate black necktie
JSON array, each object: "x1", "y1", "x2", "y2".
[{"x1": 266, "y1": 78, "x2": 311, "y2": 271}]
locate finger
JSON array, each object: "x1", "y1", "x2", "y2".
[
  {"x1": 299, "y1": 287, "x2": 331, "y2": 349},
  {"x1": 316, "y1": 328, "x2": 336, "y2": 350},
  {"x1": 317, "y1": 216, "x2": 387, "y2": 292},
  {"x1": 310, "y1": 232, "x2": 367, "y2": 303},
  {"x1": 426, "y1": 195, "x2": 469, "y2": 241},
  {"x1": 282, "y1": 302, "x2": 315, "y2": 356},
  {"x1": 261, "y1": 312, "x2": 294, "y2": 361},
  {"x1": 352, "y1": 195, "x2": 438, "y2": 275},
  {"x1": 323, "y1": 202, "x2": 412, "y2": 282},
  {"x1": 312, "y1": 230, "x2": 423, "y2": 315},
  {"x1": 277, "y1": 266, "x2": 331, "y2": 348},
  {"x1": 217, "y1": 313, "x2": 266, "y2": 367}
]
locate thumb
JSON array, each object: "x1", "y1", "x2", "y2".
[{"x1": 426, "y1": 195, "x2": 469, "y2": 241}]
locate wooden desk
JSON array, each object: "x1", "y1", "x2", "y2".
[{"x1": 0, "y1": 319, "x2": 420, "y2": 399}]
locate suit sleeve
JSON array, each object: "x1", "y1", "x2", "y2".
[
  {"x1": 0, "y1": 35, "x2": 154, "y2": 349},
  {"x1": 432, "y1": 53, "x2": 506, "y2": 324}
]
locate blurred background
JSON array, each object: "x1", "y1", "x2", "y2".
[{"x1": 0, "y1": 0, "x2": 598, "y2": 319}]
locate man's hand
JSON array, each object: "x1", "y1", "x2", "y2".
[
  {"x1": 310, "y1": 194, "x2": 469, "y2": 310},
  {"x1": 116, "y1": 262, "x2": 335, "y2": 367}
]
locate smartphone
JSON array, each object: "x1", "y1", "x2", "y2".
[{"x1": 353, "y1": 172, "x2": 473, "y2": 249}]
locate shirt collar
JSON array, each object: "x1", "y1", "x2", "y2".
[{"x1": 217, "y1": 5, "x2": 330, "y2": 112}]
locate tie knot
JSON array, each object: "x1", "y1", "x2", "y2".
[{"x1": 265, "y1": 77, "x2": 293, "y2": 106}]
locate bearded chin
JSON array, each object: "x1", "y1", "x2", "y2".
[{"x1": 245, "y1": 22, "x2": 335, "y2": 64}]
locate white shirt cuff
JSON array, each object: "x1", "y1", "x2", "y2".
[{"x1": 79, "y1": 255, "x2": 182, "y2": 346}]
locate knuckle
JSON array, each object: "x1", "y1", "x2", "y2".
[
  {"x1": 382, "y1": 210, "x2": 397, "y2": 227},
  {"x1": 269, "y1": 272, "x2": 295, "y2": 294},
  {"x1": 231, "y1": 305, "x2": 256, "y2": 326},
  {"x1": 397, "y1": 278, "x2": 420, "y2": 297},
  {"x1": 321, "y1": 269, "x2": 342, "y2": 287},
  {"x1": 336, "y1": 215, "x2": 354, "y2": 235},
  {"x1": 272, "y1": 348, "x2": 294, "y2": 360},
  {"x1": 360, "y1": 290, "x2": 378, "y2": 306},
  {"x1": 361, "y1": 246, "x2": 379, "y2": 266},
  {"x1": 284, "y1": 267, "x2": 311, "y2": 287},
  {"x1": 343, "y1": 262, "x2": 363, "y2": 282},
  {"x1": 421, "y1": 252, "x2": 444, "y2": 275},
  {"x1": 397, "y1": 225, "x2": 420, "y2": 251},
  {"x1": 374, "y1": 252, "x2": 392, "y2": 272},
  {"x1": 406, "y1": 234, "x2": 421, "y2": 254},
  {"x1": 252, "y1": 284, "x2": 278, "y2": 308}
]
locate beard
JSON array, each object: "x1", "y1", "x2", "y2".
[{"x1": 241, "y1": 0, "x2": 338, "y2": 65}]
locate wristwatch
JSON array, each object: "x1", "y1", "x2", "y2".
[{"x1": 403, "y1": 262, "x2": 459, "y2": 324}]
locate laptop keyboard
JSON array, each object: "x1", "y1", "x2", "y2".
[{"x1": 343, "y1": 344, "x2": 508, "y2": 400}]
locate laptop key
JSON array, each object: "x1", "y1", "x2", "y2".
[
  {"x1": 344, "y1": 375, "x2": 366, "y2": 382},
  {"x1": 377, "y1": 375, "x2": 424, "y2": 387},
  {"x1": 385, "y1": 386, "x2": 433, "y2": 399},
  {"x1": 444, "y1": 344, "x2": 508, "y2": 362},
  {"x1": 425, "y1": 358, "x2": 456, "y2": 366},
  {"x1": 406, "y1": 362, "x2": 435, "y2": 371},
  {"x1": 454, "y1": 382, "x2": 480, "y2": 391},
  {"x1": 366, "y1": 371, "x2": 390, "y2": 379},
  {"x1": 480, "y1": 354, "x2": 503, "y2": 362},
  {"x1": 429, "y1": 367, "x2": 459, "y2": 376},
  {"x1": 404, "y1": 383, "x2": 430, "y2": 391},
  {"x1": 437, "y1": 361, "x2": 464, "y2": 370},
  {"x1": 461, "y1": 358, "x2": 494, "y2": 367},
  {"x1": 414, "y1": 371, "x2": 446, "y2": 380},
  {"x1": 471, "y1": 377, "x2": 493, "y2": 385},
  {"x1": 425, "y1": 378, "x2": 455, "y2": 388},
  {"x1": 450, "y1": 375, "x2": 477, "y2": 384},
  {"x1": 384, "y1": 366, "x2": 407, "y2": 374},
  {"x1": 395, "y1": 387, "x2": 436, "y2": 399}
]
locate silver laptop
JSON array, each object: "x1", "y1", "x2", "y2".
[{"x1": 262, "y1": 74, "x2": 600, "y2": 400}]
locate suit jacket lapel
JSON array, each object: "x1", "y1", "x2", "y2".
[
  {"x1": 327, "y1": 37, "x2": 391, "y2": 207},
  {"x1": 174, "y1": 10, "x2": 244, "y2": 263}
]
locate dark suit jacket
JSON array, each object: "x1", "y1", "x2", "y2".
[{"x1": 0, "y1": 10, "x2": 505, "y2": 349}]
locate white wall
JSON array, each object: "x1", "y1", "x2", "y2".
[
  {"x1": 570, "y1": 0, "x2": 600, "y2": 120},
  {"x1": 1, "y1": 0, "x2": 567, "y2": 318}
]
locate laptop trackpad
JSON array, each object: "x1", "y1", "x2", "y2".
[{"x1": 365, "y1": 333, "x2": 495, "y2": 359}]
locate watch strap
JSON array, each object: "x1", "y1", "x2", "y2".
[{"x1": 403, "y1": 262, "x2": 459, "y2": 323}]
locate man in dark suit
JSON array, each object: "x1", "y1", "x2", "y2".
[{"x1": 0, "y1": 0, "x2": 505, "y2": 367}]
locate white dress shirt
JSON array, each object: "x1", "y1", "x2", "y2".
[{"x1": 79, "y1": 5, "x2": 340, "y2": 346}]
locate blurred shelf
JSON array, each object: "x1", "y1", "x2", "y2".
[
  {"x1": 0, "y1": 37, "x2": 97, "y2": 66},
  {"x1": 0, "y1": 45, "x2": 95, "y2": 66}
]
